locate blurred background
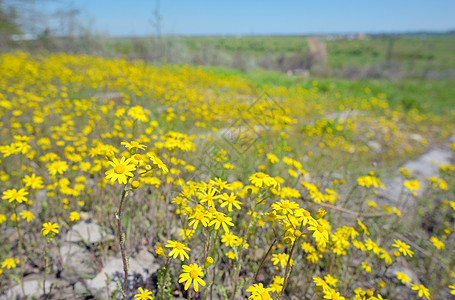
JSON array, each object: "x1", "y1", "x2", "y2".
[{"x1": 1, "y1": 0, "x2": 455, "y2": 80}]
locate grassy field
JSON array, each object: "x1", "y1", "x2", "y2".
[
  {"x1": 103, "y1": 35, "x2": 455, "y2": 78},
  {"x1": 203, "y1": 65, "x2": 455, "y2": 116},
  {"x1": 0, "y1": 50, "x2": 454, "y2": 300}
]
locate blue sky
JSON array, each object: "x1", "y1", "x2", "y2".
[{"x1": 37, "y1": 0, "x2": 455, "y2": 36}]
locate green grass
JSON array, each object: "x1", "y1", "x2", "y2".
[
  {"x1": 181, "y1": 35, "x2": 455, "y2": 71},
  {"x1": 203, "y1": 65, "x2": 455, "y2": 117},
  {"x1": 105, "y1": 35, "x2": 455, "y2": 76}
]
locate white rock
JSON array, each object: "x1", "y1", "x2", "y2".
[
  {"x1": 60, "y1": 242, "x2": 95, "y2": 276},
  {"x1": 87, "y1": 256, "x2": 159, "y2": 299},
  {"x1": 1, "y1": 279, "x2": 57, "y2": 300},
  {"x1": 367, "y1": 140, "x2": 382, "y2": 152},
  {"x1": 386, "y1": 266, "x2": 421, "y2": 287},
  {"x1": 401, "y1": 148, "x2": 452, "y2": 177},
  {"x1": 65, "y1": 220, "x2": 114, "y2": 244}
]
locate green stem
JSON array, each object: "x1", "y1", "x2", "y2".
[
  {"x1": 43, "y1": 240, "x2": 50, "y2": 299},
  {"x1": 160, "y1": 257, "x2": 171, "y2": 300},
  {"x1": 116, "y1": 187, "x2": 129, "y2": 299},
  {"x1": 277, "y1": 238, "x2": 298, "y2": 300},
  {"x1": 230, "y1": 201, "x2": 256, "y2": 300},
  {"x1": 14, "y1": 204, "x2": 25, "y2": 296}
]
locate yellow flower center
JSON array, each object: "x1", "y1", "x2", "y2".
[
  {"x1": 256, "y1": 173, "x2": 265, "y2": 178},
  {"x1": 317, "y1": 225, "x2": 324, "y2": 233},
  {"x1": 208, "y1": 207, "x2": 216, "y2": 213},
  {"x1": 12, "y1": 192, "x2": 20, "y2": 199},
  {"x1": 281, "y1": 203, "x2": 289, "y2": 209},
  {"x1": 175, "y1": 242, "x2": 184, "y2": 250},
  {"x1": 303, "y1": 211, "x2": 310, "y2": 217},
  {"x1": 114, "y1": 164, "x2": 126, "y2": 174},
  {"x1": 216, "y1": 215, "x2": 226, "y2": 222},
  {"x1": 134, "y1": 154, "x2": 142, "y2": 160},
  {"x1": 130, "y1": 141, "x2": 139, "y2": 147},
  {"x1": 195, "y1": 212, "x2": 204, "y2": 220},
  {"x1": 189, "y1": 270, "x2": 199, "y2": 279}
]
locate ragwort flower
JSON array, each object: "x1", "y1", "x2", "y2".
[
  {"x1": 165, "y1": 240, "x2": 191, "y2": 261},
  {"x1": 105, "y1": 156, "x2": 136, "y2": 184},
  {"x1": 133, "y1": 287, "x2": 154, "y2": 300},
  {"x1": 2, "y1": 188, "x2": 28, "y2": 204},
  {"x1": 178, "y1": 263, "x2": 206, "y2": 292}
]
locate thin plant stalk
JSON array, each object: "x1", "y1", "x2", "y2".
[
  {"x1": 277, "y1": 237, "x2": 299, "y2": 300},
  {"x1": 13, "y1": 203, "x2": 25, "y2": 296},
  {"x1": 115, "y1": 187, "x2": 129, "y2": 299},
  {"x1": 160, "y1": 257, "x2": 171, "y2": 300}
]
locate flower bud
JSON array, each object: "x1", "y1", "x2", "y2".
[
  {"x1": 131, "y1": 180, "x2": 140, "y2": 189},
  {"x1": 314, "y1": 208, "x2": 327, "y2": 220},
  {"x1": 204, "y1": 256, "x2": 214, "y2": 269},
  {"x1": 155, "y1": 246, "x2": 164, "y2": 256}
]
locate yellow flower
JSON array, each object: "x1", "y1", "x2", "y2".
[
  {"x1": 271, "y1": 200, "x2": 299, "y2": 215},
  {"x1": 430, "y1": 236, "x2": 445, "y2": 250},
  {"x1": 47, "y1": 160, "x2": 69, "y2": 176},
  {"x1": 324, "y1": 274, "x2": 338, "y2": 287},
  {"x1": 133, "y1": 287, "x2": 154, "y2": 300},
  {"x1": 313, "y1": 277, "x2": 331, "y2": 293},
  {"x1": 0, "y1": 214, "x2": 6, "y2": 224},
  {"x1": 294, "y1": 208, "x2": 317, "y2": 226},
  {"x1": 365, "y1": 238, "x2": 381, "y2": 255},
  {"x1": 266, "y1": 153, "x2": 280, "y2": 164},
  {"x1": 269, "y1": 276, "x2": 284, "y2": 293},
  {"x1": 410, "y1": 283, "x2": 431, "y2": 299},
  {"x1": 361, "y1": 262, "x2": 371, "y2": 273},
  {"x1": 69, "y1": 211, "x2": 80, "y2": 222},
  {"x1": 357, "y1": 218, "x2": 370, "y2": 236},
  {"x1": 121, "y1": 140, "x2": 147, "y2": 151},
  {"x1": 323, "y1": 288, "x2": 346, "y2": 300},
  {"x1": 41, "y1": 222, "x2": 59, "y2": 237},
  {"x1": 197, "y1": 187, "x2": 220, "y2": 207},
  {"x1": 248, "y1": 172, "x2": 276, "y2": 188},
  {"x1": 208, "y1": 212, "x2": 234, "y2": 233},
  {"x1": 1, "y1": 258, "x2": 19, "y2": 269},
  {"x1": 379, "y1": 249, "x2": 392, "y2": 265},
  {"x1": 147, "y1": 152, "x2": 168, "y2": 174},
  {"x1": 105, "y1": 156, "x2": 136, "y2": 184},
  {"x1": 22, "y1": 174, "x2": 44, "y2": 189},
  {"x1": 404, "y1": 180, "x2": 420, "y2": 192},
  {"x1": 306, "y1": 252, "x2": 322, "y2": 263},
  {"x1": 392, "y1": 239, "x2": 414, "y2": 257},
  {"x1": 449, "y1": 284, "x2": 455, "y2": 295},
  {"x1": 271, "y1": 253, "x2": 293, "y2": 269},
  {"x1": 221, "y1": 232, "x2": 238, "y2": 247},
  {"x1": 2, "y1": 188, "x2": 28, "y2": 203},
  {"x1": 357, "y1": 175, "x2": 385, "y2": 189},
  {"x1": 128, "y1": 105, "x2": 149, "y2": 122},
  {"x1": 19, "y1": 210, "x2": 35, "y2": 222},
  {"x1": 219, "y1": 192, "x2": 242, "y2": 212},
  {"x1": 178, "y1": 263, "x2": 206, "y2": 292},
  {"x1": 188, "y1": 209, "x2": 210, "y2": 230},
  {"x1": 225, "y1": 251, "x2": 236, "y2": 260},
  {"x1": 165, "y1": 240, "x2": 191, "y2": 261},
  {"x1": 308, "y1": 224, "x2": 329, "y2": 245},
  {"x1": 396, "y1": 271, "x2": 411, "y2": 285},
  {"x1": 246, "y1": 283, "x2": 272, "y2": 300}
]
